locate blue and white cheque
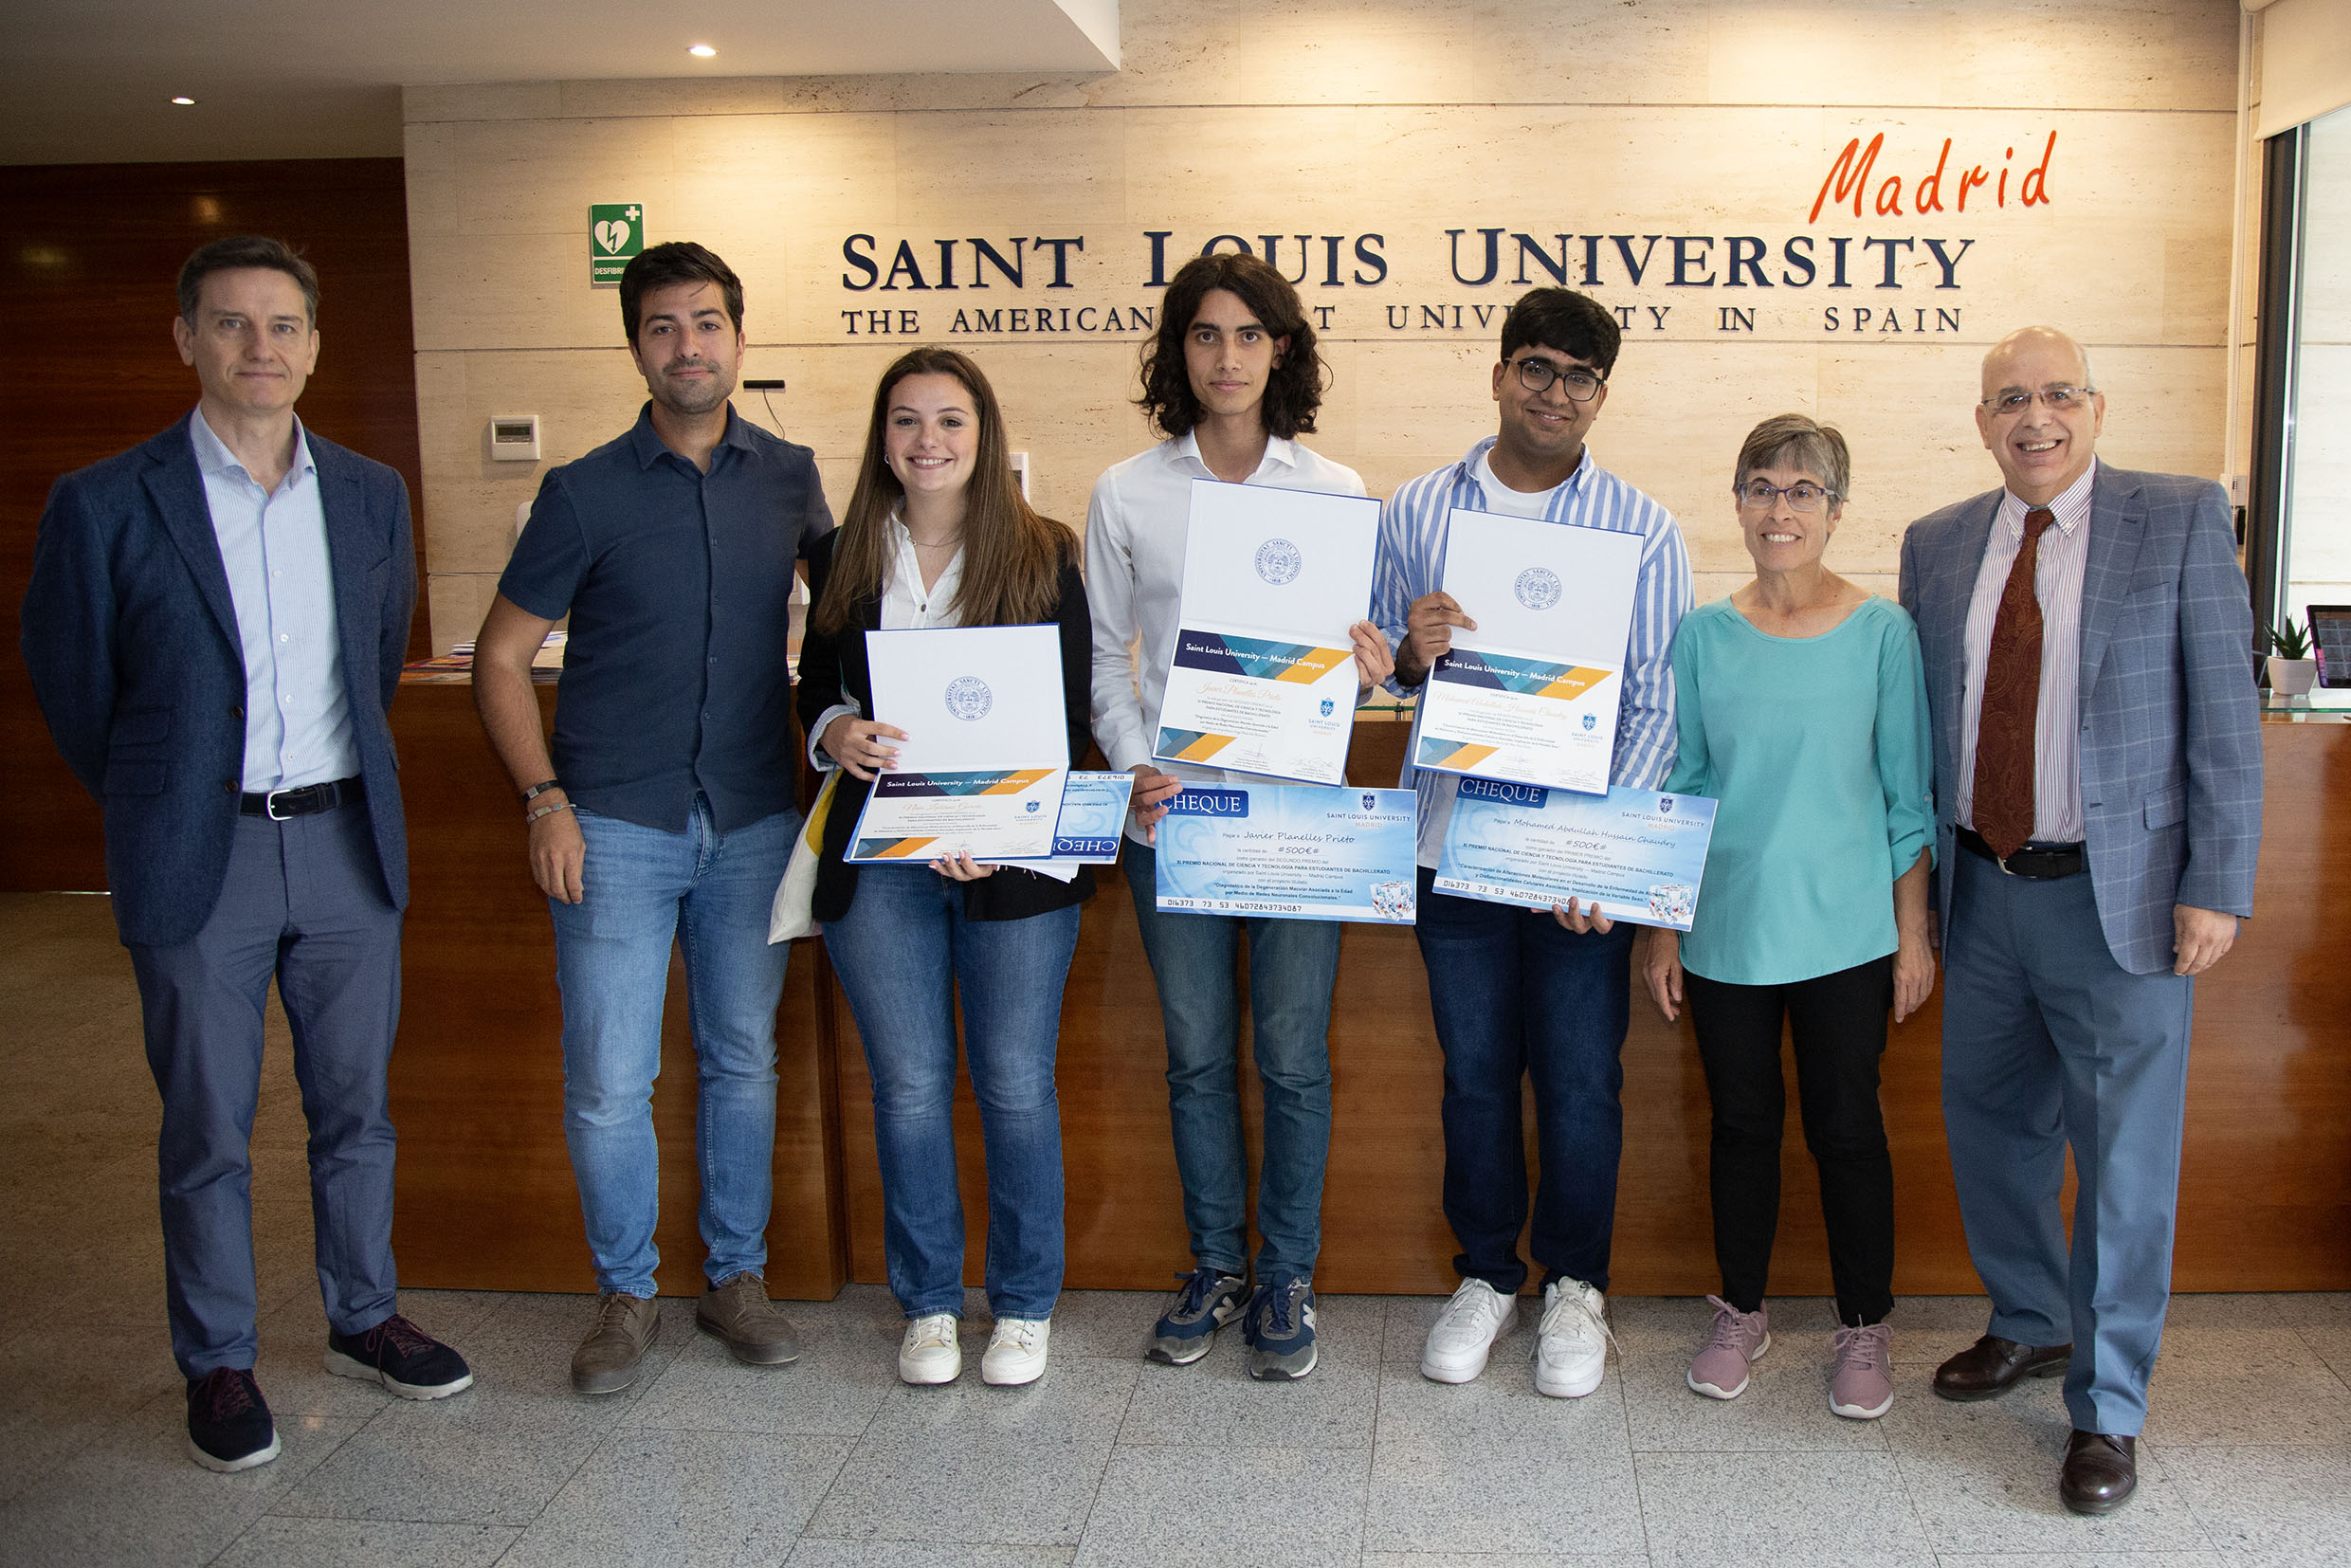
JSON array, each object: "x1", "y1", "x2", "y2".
[
  {"x1": 847, "y1": 624, "x2": 1069, "y2": 864},
  {"x1": 1435, "y1": 776, "x2": 1718, "y2": 930},
  {"x1": 1153, "y1": 480, "x2": 1381, "y2": 785},
  {"x1": 1155, "y1": 783, "x2": 1418, "y2": 924},
  {"x1": 997, "y1": 771, "x2": 1136, "y2": 869}
]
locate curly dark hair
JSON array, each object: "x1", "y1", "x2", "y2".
[{"x1": 1137, "y1": 251, "x2": 1326, "y2": 440}]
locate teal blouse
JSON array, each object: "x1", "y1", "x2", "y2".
[{"x1": 1662, "y1": 594, "x2": 1934, "y2": 986}]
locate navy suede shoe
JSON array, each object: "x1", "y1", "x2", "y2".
[
  {"x1": 186, "y1": 1368, "x2": 279, "y2": 1472},
  {"x1": 325, "y1": 1313, "x2": 474, "y2": 1399}
]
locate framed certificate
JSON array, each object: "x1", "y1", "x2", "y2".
[
  {"x1": 1152, "y1": 479, "x2": 1381, "y2": 785},
  {"x1": 847, "y1": 624, "x2": 1070, "y2": 863},
  {"x1": 1155, "y1": 783, "x2": 1418, "y2": 924},
  {"x1": 1434, "y1": 776, "x2": 1717, "y2": 930},
  {"x1": 1413, "y1": 508, "x2": 1642, "y2": 795}
]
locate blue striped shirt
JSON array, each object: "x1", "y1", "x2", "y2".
[{"x1": 1372, "y1": 437, "x2": 1693, "y2": 866}]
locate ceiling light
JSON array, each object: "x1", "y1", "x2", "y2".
[
  {"x1": 687, "y1": 44, "x2": 716, "y2": 57},
  {"x1": 170, "y1": 96, "x2": 196, "y2": 105}
]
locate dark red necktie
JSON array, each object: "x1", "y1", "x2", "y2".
[{"x1": 1972, "y1": 506, "x2": 2056, "y2": 861}]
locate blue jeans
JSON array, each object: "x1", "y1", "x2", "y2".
[
  {"x1": 820, "y1": 866, "x2": 1078, "y2": 1320},
  {"x1": 1412, "y1": 867, "x2": 1636, "y2": 1294},
  {"x1": 1124, "y1": 841, "x2": 1339, "y2": 1282},
  {"x1": 549, "y1": 795, "x2": 796, "y2": 1297}
]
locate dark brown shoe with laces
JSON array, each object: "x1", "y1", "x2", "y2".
[
  {"x1": 2060, "y1": 1431, "x2": 2137, "y2": 1514},
  {"x1": 1932, "y1": 1334, "x2": 2070, "y2": 1400}
]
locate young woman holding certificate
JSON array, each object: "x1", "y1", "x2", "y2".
[
  {"x1": 799, "y1": 347, "x2": 1094, "y2": 1388},
  {"x1": 1644, "y1": 414, "x2": 1935, "y2": 1420},
  {"x1": 1085, "y1": 252, "x2": 1392, "y2": 1381}
]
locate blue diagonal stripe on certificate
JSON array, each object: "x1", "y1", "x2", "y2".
[
  {"x1": 870, "y1": 769, "x2": 1055, "y2": 799},
  {"x1": 1170, "y1": 628, "x2": 1349, "y2": 684}
]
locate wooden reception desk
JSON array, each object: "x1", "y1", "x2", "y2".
[{"x1": 387, "y1": 678, "x2": 2351, "y2": 1299}]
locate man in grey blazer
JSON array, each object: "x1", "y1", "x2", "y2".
[
  {"x1": 21, "y1": 237, "x2": 471, "y2": 1474},
  {"x1": 1899, "y1": 326, "x2": 2261, "y2": 1514}
]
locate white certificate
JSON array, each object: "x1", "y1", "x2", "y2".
[
  {"x1": 1412, "y1": 508, "x2": 1642, "y2": 795},
  {"x1": 847, "y1": 625, "x2": 1069, "y2": 863},
  {"x1": 1153, "y1": 479, "x2": 1380, "y2": 786}
]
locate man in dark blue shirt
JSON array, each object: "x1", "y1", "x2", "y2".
[{"x1": 474, "y1": 242, "x2": 832, "y2": 1395}]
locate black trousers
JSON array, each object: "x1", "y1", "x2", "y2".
[{"x1": 1684, "y1": 956, "x2": 1896, "y2": 1326}]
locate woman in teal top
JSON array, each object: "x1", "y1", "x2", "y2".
[{"x1": 1645, "y1": 413, "x2": 1934, "y2": 1424}]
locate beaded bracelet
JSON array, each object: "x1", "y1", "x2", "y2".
[{"x1": 525, "y1": 800, "x2": 575, "y2": 825}]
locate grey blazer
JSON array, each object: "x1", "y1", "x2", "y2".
[
  {"x1": 20, "y1": 414, "x2": 417, "y2": 949},
  {"x1": 1898, "y1": 465, "x2": 2262, "y2": 975}
]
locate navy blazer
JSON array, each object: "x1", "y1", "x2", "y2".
[
  {"x1": 1898, "y1": 465, "x2": 2262, "y2": 975},
  {"x1": 20, "y1": 413, "x2": 417, "y2": 948}
]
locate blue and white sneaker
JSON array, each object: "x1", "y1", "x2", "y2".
[
  {"x1": 1243, "y1": 1276, "x2": 1318, "y2": 1381},
  {"x1": 1149, "y1": 1266, "x2": 1248, "y2": 1365}
]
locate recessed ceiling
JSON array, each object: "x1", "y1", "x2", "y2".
[{"x1": 0, "y1": 0, "x2": 1120, "y2": 165}]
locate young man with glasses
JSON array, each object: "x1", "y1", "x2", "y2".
[{"x1": 1372, "y1": 287, "x2": 1691, "y2": 1398}]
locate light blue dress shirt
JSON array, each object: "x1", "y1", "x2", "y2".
[
  {"x1": 1662, "y1": 594, "x2": 1934, "y2": 987},
  {"x1": 191, "y1": 410, "x2": 357, "y2": 792}
]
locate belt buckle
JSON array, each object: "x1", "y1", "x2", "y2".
[
  {"x1": 1994, "y1": 848, "x2": 2018, "y2": 876},
  {"x1": 265, "y1": 787, "x2": 300, "y2": 821}
]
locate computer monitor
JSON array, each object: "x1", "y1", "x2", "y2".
[{"x1": 2308, "y1": 605, "x2": 2351, "y2": 687}]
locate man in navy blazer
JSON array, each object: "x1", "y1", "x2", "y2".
[
  {"x1": 1899, "y1": 326, "x2": 2261, "y2": 1515},
  {"x1": 20, "y1": 237, "x2": 470, "y2": 1473}
]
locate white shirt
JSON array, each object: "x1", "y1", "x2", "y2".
[
  {"x1": 807, "y1": 514, "x2": 965, "y2": 769},
  {"x1": 1472, "y1": 449, "x2": 1564, "y2": 519},
  {"x1": 1957, "y1": 460, "x2": 2095, "y2": 844},
  {"x1": 1084, "y1": 430, "x2": 1369, "y2": 844}
]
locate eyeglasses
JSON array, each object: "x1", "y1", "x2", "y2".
[
  {"x1": 1733, "y1": 480, "x2": 1838, "y2": 512},
  {"x1": 1509, "y1": 356, "x2": 1606, "y2": 402},
  {"x1": 1979, "y1": 385, "x2": 2095, "y2": 416}
]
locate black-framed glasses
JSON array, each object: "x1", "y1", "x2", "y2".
[
  {"x1": 1510, "y1": 356, "x2": 1605, "y2": 402},
  {"x1": 1733, "y1": 480, "x2": 1838, "y2": 512},
  {"x1": 1979, "y1": 385, "x2": 2094, "y2": 416}
]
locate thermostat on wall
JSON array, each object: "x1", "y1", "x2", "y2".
[{"x1": 488, "y1": 414, "x2": 541, "y2": 462}]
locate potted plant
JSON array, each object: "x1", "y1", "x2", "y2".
[{"x1": 2266, "y1": 614, "x2": 2319, "y2": 697}]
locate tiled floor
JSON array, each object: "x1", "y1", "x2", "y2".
[{"x1": 2, "y1": 890, "x2": 2347, "y2": 1566}]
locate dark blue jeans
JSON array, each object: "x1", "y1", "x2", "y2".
[
  {"x1": 1412, "y1": 867, "x2": 1636, "y2": 1294},
  {"x1": 821, "y1": 865, "x2": 1079, "y2": 1320}
]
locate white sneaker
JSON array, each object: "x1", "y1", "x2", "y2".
[
  {"x1": 981, "y1": 1317, "x2": 1050, "y2": 1386},
  {"x1": 898, "y1": 1313, "x2": 961, "y2": 1385},
  {"x1": 1534, "y1": 1277, "x2": 1614, "y2": 1398},
  {"x1": 1421, "y1": 1278, "x2": 1517, "y2": 1383}
]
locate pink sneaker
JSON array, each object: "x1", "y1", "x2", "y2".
[
  {"x1": 1686, "y1": 1296, "x2": 1770, "y2": 1399},
  {"x1": 1830, "y1": 1322, "x2": 1894, "y2": 1419}
]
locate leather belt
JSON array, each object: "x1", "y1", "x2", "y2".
[
  {"x1": 241, "y1": 776, "x2": 366, "y2": 820},
  {"x1": 1958, "y1": 825, "x2": 2084, "y2": 880}
]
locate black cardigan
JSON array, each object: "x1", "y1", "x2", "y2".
[{"x1": 795, "y1": 527, "x2": 1098, "y2": 923}]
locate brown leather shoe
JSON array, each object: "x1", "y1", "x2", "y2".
[
  {"x1": 696, "y1": 1272, "x2": 802, "y2": 1366},
  {"x1": 2060, "y1": 1430, "x2": 2137, "y2": 1514},
  {"x1": 571, "y1": 1291, "x2": 661, "y2": 1395},
  {"x1": 1931, "y1": 1334, "x2": 2070, "y2": 1401}
]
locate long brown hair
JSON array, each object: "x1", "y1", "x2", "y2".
[{"x1": 811, "y1": 347, "x2": 1070, "y2": 635}]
